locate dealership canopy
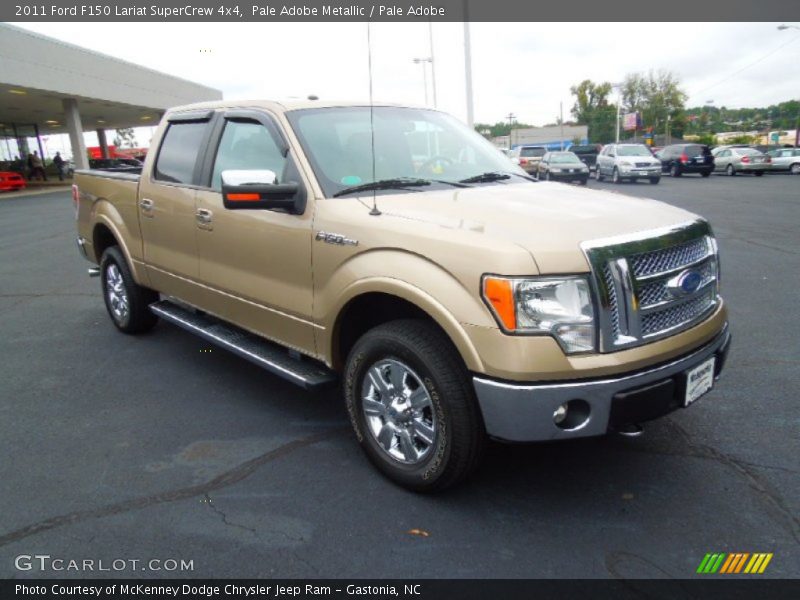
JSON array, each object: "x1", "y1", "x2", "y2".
[{"x1": 0, "y1": 23, "x2": 222, "y2": 168}]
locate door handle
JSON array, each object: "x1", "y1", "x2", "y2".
[
  {"x1": 139, "y1": 198, "x2": 154, "y2": 210},
  {"x1": 196, "y1": 208, "x2": 213, "y2": 224}
]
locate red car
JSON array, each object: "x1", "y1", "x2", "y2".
[{"x1": 0, "y1": 171, "x2": 26, "y2": 192}]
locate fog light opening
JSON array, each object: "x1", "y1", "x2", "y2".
[{"x1": 553, "y1": 399, "x2": 591, "y2": 431}]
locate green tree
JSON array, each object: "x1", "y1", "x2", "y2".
[
  {"x1": 569, "y1": 80, "x2": 616, "y2": 142},
  {"x1": 621, "y1": 70, "x2": 687, "y2": 138},
  {"x1": 114, "y1": 128, "x2": 137, "y2": 149}
]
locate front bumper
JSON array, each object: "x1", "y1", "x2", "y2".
[
  {"x1": 547, "y1": 171, "x2": 589, "y2": 181},
  {"x1": 473, "y1": 324, "x2": 730, "y2": 442},
  {"x1": 618, "y1": 166, "x2": 661, "y2": 177}
]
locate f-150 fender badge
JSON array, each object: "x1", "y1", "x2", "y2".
[{"x1": 315, "y1": 231, "x2": 359, "y2": 246}]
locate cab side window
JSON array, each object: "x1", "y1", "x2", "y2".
[
  {"x1": 154, "y1": 121, "x2": 208, "y2": 185},
  {"x1": 211, "y1": 120, "x2": 287, "y2": 191}
]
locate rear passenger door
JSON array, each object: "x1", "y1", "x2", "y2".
[
  {"x1": 193, "y1": 110, "x2": 317, "y2": 354},
  {"x1": 138, "y1": 111, "x2": 214, "y2": 305}
]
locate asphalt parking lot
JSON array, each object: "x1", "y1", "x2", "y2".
[{"x1": 1, "y1": 174, "x2": 798, "y2": 579}]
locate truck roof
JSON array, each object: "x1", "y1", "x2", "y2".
[{"x1": 167, "y1": 99, "x2": 430, "y2": 116}]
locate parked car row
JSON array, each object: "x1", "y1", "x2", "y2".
[{"x1": 506, "y1": 141, "x2": 798, "y2": 185}]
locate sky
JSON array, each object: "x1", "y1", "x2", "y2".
[{"x1": 11, "y1": 21, "x2": 800, "y2": 152}]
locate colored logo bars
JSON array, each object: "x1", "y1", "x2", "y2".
[{"x1": 697, "y1": 552, "x2": 773, "y2": 574}]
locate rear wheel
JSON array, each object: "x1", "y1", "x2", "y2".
[
  {"x1": 790, "y1": 163, "x2": 800, "y2": 175},
  {"x1": 726, "y1": 164, "x2": 736, "y2": 176},
  {"x1": 701, "y1": 170, "x2": 711, "y2": 178},
  {"x1": 100, "y1": 246, "x2": 158, "y2": 334},
  {"x1": 344, "y1": 319, "x2": 485, "y2": 492},
  {"x1": 754, "y1": 171, "x2": 764, "y2": 177}
]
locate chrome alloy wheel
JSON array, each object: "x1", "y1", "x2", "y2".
[
  {"x1": 105, "y1": 263, "x2": 129, "y2": 322},
  {"x1": 361, "y1": 359, "x2": 437, "y2": 465}
]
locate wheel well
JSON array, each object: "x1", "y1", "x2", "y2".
[
  {"x1": 333, "y1": 293, "x2": 444, "y2": 370},
  {"x1": 92, "y1": 224, "x2": 118, "y2": 262}
]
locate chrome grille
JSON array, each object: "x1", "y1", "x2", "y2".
[
  {"x1": 630, "y1": 237, "x2": 709, "y2": 278},
  {"x1": 641, "y1": 291, "x2": 716, "y2": 336},
  {"x1": 582, "y1": 221, "x2": 719, "y2": 352},
  {"x1": 602, "y1": 266, "x2": 620, "y2": 338},
  {"x1": 637, "y1": 260, "x2": 716, "y2": 307}
]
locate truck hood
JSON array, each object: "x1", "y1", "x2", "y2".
[{"x1": 377, "y1": 181, "x2": 700, "y2": 273}]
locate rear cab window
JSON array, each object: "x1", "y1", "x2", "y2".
[{"x1": 154, "y1": 120, "x2": 209, "y2": 185}]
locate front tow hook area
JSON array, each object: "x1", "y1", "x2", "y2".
[{"x1": 613, "y1": 423, "x2": 645, "y2": 438}]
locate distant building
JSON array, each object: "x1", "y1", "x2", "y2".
[{"x1": 497, "y1": 125, "x2": 589, "y2": 150}]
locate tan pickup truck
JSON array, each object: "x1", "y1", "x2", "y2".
[{"x1": 74, "y1": 100, "x2": 730, "y2": 491}]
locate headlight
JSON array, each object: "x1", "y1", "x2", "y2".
[
  {"x1": 619, "y1": 160, "x2": 632, "y2": 166},
  {"x1": 482, "y1": 276, "x2": 595, "y2": 353}
]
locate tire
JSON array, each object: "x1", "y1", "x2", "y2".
[
  {"x1": 344, "y1": 319, "x2": 485, "y2": 492},
  {"x1": 701, "y1": 170, "x2": 711, "y2": 178},
  {"x1": 545, "y1": 171, "x2": 551, "y2": 181},
  {"x1": 670, "y1": 164, "x2": 682, "y2": 177},
  {"x1": 790, "y1": 163, "x2": 800, "y2": 175},
  {"x1": 579, "y1": 178, "x2": 588, "y2": 186},
  {"x1": 596, "y1": 169, "x2": 605, "y2": 182},
  {"x1": 612, "y1": 167, "x2": 622, "y2": 184},
  {"x1": 100, "y1": 246, "x2": 159, "y2": 334},
  {"x1": 754, "y1": 171, "x2": 764, "y2": 177},
  {"x1": 649, "y1": 177, "x2": 660, "y2": 185},
  {"x1": 726, "y1": 164, "x2": 736, "y2": 176}
]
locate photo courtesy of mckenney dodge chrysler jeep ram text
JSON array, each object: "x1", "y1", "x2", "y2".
[{"x1": 73, "y1": 100, "x2": 730, "y2": 492}]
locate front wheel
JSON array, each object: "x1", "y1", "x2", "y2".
[
  {"x1": 344, "y1": 320, "x2": 485, "y2": 492},
  {"x1": 100, "y1": 246, "x2": 159, "y2": 334},
  {"x1": 612, "y1": 167, "x2": 622, "y2": 184},
  {"x1": 649, "y1": 177, "x2": 660, "y2": 185},
  {"x1": 596, "y1": 169, "x2": 605, "y2": 182}
]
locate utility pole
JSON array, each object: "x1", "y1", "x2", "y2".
[
  {"x1": 428, "y1": 22, "x2": 437, "y2": 108},
  {"x1": 463, "y1": 20, "x2": 474, "y2": 127},
  {"x1": 506, "y1": 112, "x2": 516, "y2": 147},
  {"x1": 560, "y1": 102, "x2": 564, "y2": 150},
  {"x1": 611, "y1": 82, "x2": 623, "y2": 144}
]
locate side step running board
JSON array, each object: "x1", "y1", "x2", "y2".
[{"x1": 150, "y1": 300, "x2": 337, "y2": 390}]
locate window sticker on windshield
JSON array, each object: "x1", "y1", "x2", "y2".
[{"x1": 341, "y1": 175, "x2": 362, "y2": 185}]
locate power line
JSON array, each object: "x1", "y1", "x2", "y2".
[{"x1": 691, "y1": 33, "x2": 800, "y2": 99}]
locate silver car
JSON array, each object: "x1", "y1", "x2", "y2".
[
  {"x1": 766, "y1": 148, "x2": 800, "y2": 175},
  {"x1": 596, "y1": 143, "x2": 661, "y2": 184},
  {"x1": 713, "y1": 147, "x2": 770, "y2": 176}
]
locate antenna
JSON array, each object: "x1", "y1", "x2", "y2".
[{"x1": 366, "y1": 21, "x2": 381, "y2": 216}]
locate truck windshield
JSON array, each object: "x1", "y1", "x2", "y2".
[{"x1": 287, "y1": 106, "x2": 527, "y2": 198}]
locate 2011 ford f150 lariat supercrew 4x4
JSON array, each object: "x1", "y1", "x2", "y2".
[{"x1": 74, "y1": 100, "x2": 730, "y2": 491}]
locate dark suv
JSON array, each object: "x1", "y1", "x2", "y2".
[
  {"x1": 659, "y1": 144, "x2": 714, "y2": 177},
  {"x1": 567, "y1": 144, "x2": 601, "y2": 171}
]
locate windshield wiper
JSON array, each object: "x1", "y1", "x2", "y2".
[
  {"x1": 458, "y1": 171, "x2": 536, "y2": 184},
  {"x1": 333, "y1": 177, "x2": 431, "y2": 198}
]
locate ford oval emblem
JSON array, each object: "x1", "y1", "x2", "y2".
[{"x1": 667, "y1": 270, "x2": 703, "y2": 297}]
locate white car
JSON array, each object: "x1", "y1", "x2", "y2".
[{"x1": 596, "y1": 143, "x2": 661, "y2": 184}]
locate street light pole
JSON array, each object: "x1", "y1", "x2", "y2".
[
  {"x1": 506, "y1": 112, "x2": 516, "y2": 147},
  {"x1": 412, "y1": 58, "x2": 431, "y2": 106},
  {"x1": 428, "y1": 22, "x2": 438, "y2": 108}
]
